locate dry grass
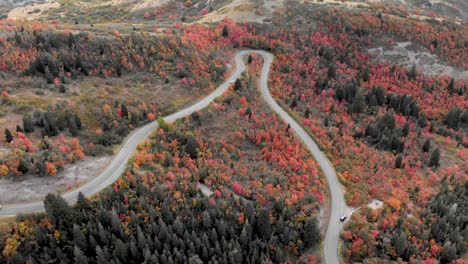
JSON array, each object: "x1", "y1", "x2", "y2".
[{"x1": 0, "y1": 216, "x2": 15, "y2": 233}]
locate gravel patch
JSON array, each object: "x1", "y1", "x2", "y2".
[
  {"x1": 0, "y1": 156, "x2": 112, "y2": 205},
  {"x1": 368, "y1": 41, "x2": 468, "y2": 80}
]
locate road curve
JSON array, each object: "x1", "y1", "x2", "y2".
[{"x1": 1, "y1": 50, "x2": 346, "y2": 264}]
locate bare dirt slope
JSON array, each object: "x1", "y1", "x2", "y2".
[
  {"x1": 0, "y1": 156, "x2": 111, "y2": 204},
  {"x1": 368, "y1": 42, "x2": 468, "y2": 80}
]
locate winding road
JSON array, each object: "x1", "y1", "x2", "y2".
[{"x1": 0, "y1": 50, "x2": 347, "y2": 264}]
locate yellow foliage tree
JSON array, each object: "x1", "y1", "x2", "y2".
[{"x1": 387, "y1": 197, "x2": 401, "y2": 211}]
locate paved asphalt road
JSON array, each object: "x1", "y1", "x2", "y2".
[{"x1": 1, "y1": 50, "x2": 346, "y2": 264}]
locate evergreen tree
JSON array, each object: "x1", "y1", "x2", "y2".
[
  {"x1": 447, "y1": 78, "x2": 455, "y2": 94},
  {"x1": 429, "y1": 148, "x2": 440, "y2": 168},
  {"x1": 290, "y1": 97, "x2": 297, "y2": 108},
  {"x1": 233, "y1": 79, "x2": 242, "y2": 91},
  {"x1": 350, "y1": 90, "x2": 365, "y2": 114},
  {"x1": 121, "y1": 104, "x2": 129, "y2": 119},
  {"x1": 17, "y1": 159, "x2": 28, "y2": 173},
  {"x1": 5, "y1": 128, "x2": 13, "y2": 143},
  {"x1": 327, "y1": 64, "x2": 336, "y2": 79},
  {"x1": 16, "y1": 125, "x2": 23, "y2": 133},
  {"x1": 395, "y1": 155, "x2": 403, "y2": 168},
  {"x1": 23, "y1": 114, "x2": 35, "y2": 133},
  {"x1": 222, "y1": 26, "x2": 229, "y2": 37},
  {"x1": 76, "y1": 192, "x2": 91, "y2": 210},
  {"x1": 422, "y1": 139, "x2": 431, "y2": 153},
  {"x1": 303, "y1": 217, "x2": 320, "y2": 248},
  {"x1": 402, "y1": 122, "x2": 410, "y2": 137},
  {"x1": 73, "y1": 224, "x2": 87, "y2": 252},
  {"x1": 44, "y1": 194, "x2": 72, "y2": 230},
  {"x1": 256, "y1": 208, "x2": 271, "y2": 239},
  {"x1": 444, "y1": 107, "x2": 461, "y2": 129},
  {"x1": 69, "y1": 117, "x2": 78, "y2": 136},
  {"x1": 185, "y1": 136, "x2": 199, "y2": 159},
  {"x1": 392, "y1": 232, "x2": 409, "y2": 259}
]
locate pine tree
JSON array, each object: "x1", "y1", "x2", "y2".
[
  {"x1": 444, "y1": 107, "x2": 461, "y2": 129},
  {"x1": 222, "y1": 26, "x2": 229, "y2": 37},
  {"x1": 17, "y1": 159, "x2": 28, "y2": 173},
  {"x1": 422, "y1": 139, "x2": 431, "y2": 153},
  {"x1": 69, "y1": 117, "x2": 78, "y2": 136},
  {"x1": 402, "y1": 122, "x2": 410, "y2": 137},
  {"x1": 395, "y1": 155, "x2": 403, "y2": 169},
  {"x1": 121, "y1": 104, "x2": 129, "y2": 119},
  {"x1": 350, "y1": 90, "x2": 365, "y2": 114},
  {"x1": 233, "y1": 79, "x2": 242, "y2": 91},
  {"x1": 73, "y1": 224, "x2": 87, "y2": 252},
  {"x1": 23, "y1": 114, "x2": 34, "y2": 133},
  {"x1": 76, "y1": 192, "x2": 91, "y2": 210},
  {"x1": 327, "y1": 64, "x2": 336, "y2": 79},
  {"x1": 447, "y1": 78, "x2": 455, "y2": 94},
  {"x1": 185, "y1": 136, "x2": 199, "y2": 159},
  {"x1": 429, "y1": 148, "x2": 440, "y2": 168},
  {"x1": 44, "y1": 194, "x2": 72, "y2": 230},
  {"x1": 16, "y1": 125, "x2": 23, "y2": 133},
  {"x1": 5, "y1": 128, "x2": 13, "y2": 143},
  {"x1": 303, "y1": 217, "x2": 320, "y2": 248},
  {"x1": 256, "y1": 208, "x2": 271, "y2": 239}
]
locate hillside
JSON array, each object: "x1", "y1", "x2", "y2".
[{"x1": 0, "y1": 0, "x2": 466, "y2": 263}]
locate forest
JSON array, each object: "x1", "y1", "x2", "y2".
[
  {"x1": 1, "y1": 59, "x2": 323, "y2": 263},
  {"x1": 0, "y1": 20, "x2": 234, "y2": 177},
  {"x1": 0, "y1": 2, "x2": 466, "y2": 263}
]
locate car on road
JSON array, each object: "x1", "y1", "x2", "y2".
[
  {"x1": 340, "y1": 215, "x2": 347, "y2": 222},
  {"x1": 228, "y1": 79, "x2": 234, "y2": 84}
]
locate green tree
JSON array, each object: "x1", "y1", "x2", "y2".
[
  {"x1": 73, "y1": 224, "x2": 87, "y2": 252},
  {"x1": 222, "y1": 26, "x2": 229, "y2": 37},
  {"x1": 121, "y1": 104, "x2": 129, "y2": 119},
  {"x1": 392, "y1": 232, "x2": 408, "y2": 259},
  {"x1": 74, "y1": 114, "x2": 82, "y2": 129},
  {"x1": 444, "y1": 107, "x2": 461, "y2": 129},
  {"x1": 395, "y1": 155, "x2": 403, "y2": 169},
  {"x1": 17, "y1": 159, "x2": 28, "y2": 173},
  {"x1": 185, "y1": 136, "x2": 199, "y2": 159},
  {"x1": 327, "y1": 64, "x2": 336, "y2": 79},
  {"x1": 303, "y1": 217, "x2": 320, "y2": 248},
  {"x1": 44, "y1": 193, "x2": 72, "y2": 230},
  {"x1": 350, "y1": 90, "x2": 365, "y2": 114},
  {"x1": 234, "y1": 79, "x2": 242, "y2": 91},
  {"x1": 447, "y1": 78, "x2": 455, "y2": 94},
  {"x1": 429, "y1": 148, "x2": 440, "y2": 168},
  {"x1": 256, "y1": 208, "x2": 271, "y2": 239},
  {"x1": 402, "y1": 122, "x2": 410, "y2": 137},
  {"x1": 69, "y1": 117, "x2": 78, "y2": 136},
  {"x1": 5, "y1": 128, "x2": 13, "y2": 143},
  {"x1": 76, "y1": 192, "x2": 91, "y2": 210},
  {"x1": 23, "y1": 114, "x2": 34, "y2": 133},
  {"x1": 422, "y1": 139, "x2": 431, "y2": 153}
]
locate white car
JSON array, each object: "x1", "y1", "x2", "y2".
[
  {"x1": 340, "y1": 215, "x2": 347, "y2": 222},
  {"x1": 228, "y1": 79, "x2": 234, "y2": 84}
]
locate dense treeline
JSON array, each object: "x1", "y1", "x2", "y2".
[
  {"x1": 1, "y1": 125, "x2": 321, "y2": 264},
  {"x1": 3, "y1": 29, "x2": 227, "y2": 87},
  {"x1": 0, "y1": 185, "x2": 318, "y2": 263}
]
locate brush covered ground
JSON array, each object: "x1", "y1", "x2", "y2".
[
  {"x1": 0, "y1": 53, "x2": 325, "y2": 264},
  {"x1": 0, "y1": 0, "x2": 466, "y2": 263},
  {"x1": 0, "y1": 19, "x2": 234, "y2": 184}
]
